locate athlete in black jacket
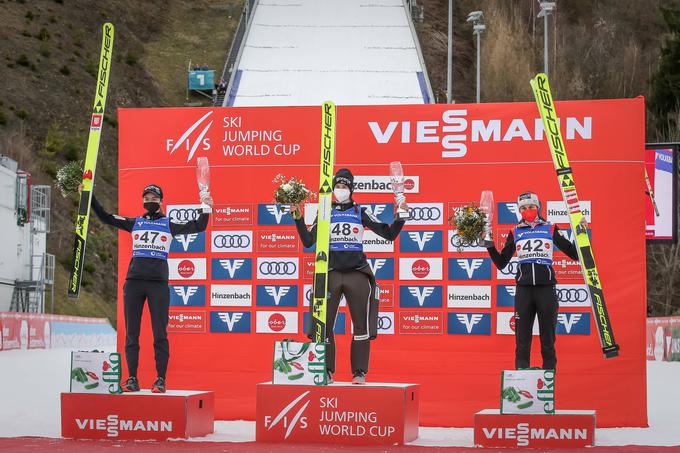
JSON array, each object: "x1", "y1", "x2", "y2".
[
  {"x1": 84, "y1": 184, "x2": 212, "y2": 392},
  {"x1": 291, "y1": 168, "x2": 406, "y2": 384},
  {"x1": 487, "y1": 192, "x2": 582, "y2": 370}
]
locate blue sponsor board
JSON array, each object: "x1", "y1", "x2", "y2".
[
  {"x1": 210, "y1": 311, "x2": 251, "y2": 333},
  {"x1": 447, "y1": 312, "x2": 492, "y2": 335},
  {"x1": 211, "y1": 258, "x2": 252, "y2": 280},
  {"x1": 399, "y1": 230, "x2": 443, "y2": 252},
  {"x1": 169, "y1": 284, "x2": 206, "y2": 307},
  {"x1": 448, "y1": 258, "x2": 492, "y2": 280},
  {"x1": 367, "y1": 257, "x2": 395, "y2": 280},
  {"x1": 363, "y1": 203, "x2": 394, "y2": 224},
  {"x1": 257, "y1": 204, "x2": 295, "y2": 225},
  {"x1": 556, "y1": 312, "x2": 591, "y2": 335},
  {"x1": 498, "y1": 202, "x2": 521, "y2": 224},
  {"x1": 399, "y1": 285, "x2": 443, "y2": 308},
  {"x1": 303, "y1": 312, "x2": 346, "y2": 334},
  {"x1": 256, "y1": 285, "x2": 299, "y2": 307},
  {"x1": 170, "y1": 232, "x2": 206, "y2": 253},
  {"x1": 496, "y1": 285, "x2": 515, "y2": 307}
]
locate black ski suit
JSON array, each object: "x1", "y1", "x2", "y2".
[
  {"x1": 487, "y1": 220, "x2": 579, "y2": 369},
  {"x1": 294, "y1": 201, "x2": 405, "y2": 375},
  {"x1": 91, "y1": 196, "x2": 209, "y2": 378}
]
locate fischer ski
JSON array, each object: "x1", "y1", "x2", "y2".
[
  {"x1": 68, "y1": 23, "x2": 115, "y2": 298},
  {"x1": 311, "y1": 101, "x2": 336, "y2": 353},
  {"x1": 530, "y1": 73, "x2": 620, "y2": 358}
]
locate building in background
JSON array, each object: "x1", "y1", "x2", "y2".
[{"x1": 0, "y1": 154, "x2": 53, "y2": 313}]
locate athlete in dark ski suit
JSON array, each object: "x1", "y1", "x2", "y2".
[
  {"x1": 486, "y1": 192, "x2": 580, "y2": 370},
  {"x1": 88, "y1": 184, "x2": 211, "y2": 392},
  {"x1": 291, "y1": 169, "x2": 406, "y2": 384}
]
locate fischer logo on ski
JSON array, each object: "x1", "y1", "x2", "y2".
[
  {"x1": 68, "y1": 23, "x2": 114, "y2": 298},
  {"x1": 530, "y1": 73, "x2": 619, "y2": 358}
]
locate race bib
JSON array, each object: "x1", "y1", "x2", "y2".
[
  {"x1": 329, "y1": 207, "x2": 364, "y2": 252},
  {"x1": 132, "y1": 217, "x2": 172, "y2": 259},
  {"x1": 514, "y1": 223, "x2": 553, "y2": 265}
]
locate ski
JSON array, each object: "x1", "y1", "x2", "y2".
[
  {"x1": 311, "y1": 101, "x2": 336, "y2": 352},
  {"x1": 68, "y1": 23, "x2": 115, "y2": 298},
  {"x1": 530, "y1": 73, "x2": 620, "y2": 358}
]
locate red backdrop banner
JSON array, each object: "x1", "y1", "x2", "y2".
[{"x1": 117, "y1": 98, "x2": 647, "y2": 427}]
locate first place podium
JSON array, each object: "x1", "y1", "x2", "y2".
[
  {"x1": 61, "y1": 390, "x2": 214, "y2": 440},
  {"x1": 256, "y1": 382, "x2": 420, "y2": 445}
]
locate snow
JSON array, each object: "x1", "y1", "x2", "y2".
[
  {"x1": 228, "y1": 0, "x2": 431, "y2": 106},
  {"x1": 1, "y1": 347, "x2": 678, "y2": 446}
]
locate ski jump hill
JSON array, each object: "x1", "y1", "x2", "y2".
[{"x1": 223, "y1": 0, "x2": 433, "y2": 106}]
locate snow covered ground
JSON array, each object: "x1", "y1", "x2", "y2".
[{"x1": 1, "y1": 347, "x2": 678, "y2": 446}]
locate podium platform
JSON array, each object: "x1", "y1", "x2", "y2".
[
  {"x1": 61, "y1": 390, "x2": 214, "y2": 440},
  {"x1": 256, "y1": 382, "x2": 419, "y2": 445},
  {"x1": 474, "y1": 409, "x2": 596, "y2": 448}
]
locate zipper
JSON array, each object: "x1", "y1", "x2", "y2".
[
  {"x1": 532, "y1": 263, "x2": 536, "y2": 285},
  {"x1": 548, "y1": 266, "x2": 552, "y2": 282}
]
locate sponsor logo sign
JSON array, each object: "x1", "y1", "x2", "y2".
[
  {"x1": 448, "y1": 230, "x2": 486, "y2": 252},
  {"x1": 399, "y1": 230, "x2": 443, "y2": 252},
  {"x1": 210, "y1": 258, "x2": 252, "y2": 280},
  {"x1": 169, "y1": 285, "x2": 206, "y2": 307},
  {"x1": 552, "y1": 255, "x2": 584, "y2": 281},
  {"x1": 211, "y1": 231, "x2": 253, "y2": 252},
  {"x1": 257, "y1": 231, "x2": 298, "y2": 252},
  {"x1": 556, "y1": 313, "x2": 591, "y2": 335},
  {"x1": 212, "y1": 204, "x2": 253, "y2": 227},
  {"x1": 398, "y1": 311, "x2": 445, "y2": 334},
  {"x1": 363, "y1": 203, "x2": 395, "y2": 224},
  {"x1": 399, "y1": 258, "x2": 443, "y2": 280},
  {"x1": 257, "y1": 257, "x2": 299, "y2": 280},
  {"x1": 377, "y1": 312, "x2": 395, "y2": 334},
  {"x1": 447, "y1": 313, "x2": 492, "y2": 335},
  {"x1": 496, "y1": 258, "x2": 518, "y2": 280},
  {"x1": 406, "y1": 203, "x2": 444, "y2": 226},
  {"x1": 378, "y1": 283, "x2": 394, "y2": 308},
  {"x1": 168, "y1": 258, "x2": 206, "y2": 280},
  {"x1": 210, "y1": 311, "x2": 251, "y2": 333},
  {"x1": 367, "y1": 258, "x2": 395, "y2": 280},
  {"x1": 168, "y1": 310, "x2": 206, "y2": 333},
  {"x1": 363, "y1": 230, "x2": 395, "y2": 252},
  {"x1": 496, "y1": 285, "x2": 516, "y2": 307},
  {"x1": 256, "y1": 311, "x2": 298, "y2": 334},
  {"x1": 447, "y1": 285, "x2": 492, "y2": 308},
  {"x1": 166, "y1": 204, "x2": 202, "y2": 224},
  {"x1": 498, "y1": 202, "x2": 521, "y2": 224},
  {"x1": 352, "y1": 175, "x2": 419, "y2": 193},
  {"x1": 546, "y1": 201, "x2": 591, "y2": 223},
  {"x1": 256, "y1": 285, "x2": 299, "y2": 307},
  {"x1": 210, "y1": 284, "x2": 252, "y2": 306},
  {"x1": 169, "y1": 232, "x2": 205, "y2": 253},
  {"x1": 399, "y1": 286, "x2": 443, "y2": 308},
  {"x1": 556, "y1": 284, "x2": 591, "y2": 308},
  {"x1": 449, "y1": 258, "x2": 492, "y2": 280},
  {"x1": 258, "y1": 204, "x2": 295, "y2": 225}
]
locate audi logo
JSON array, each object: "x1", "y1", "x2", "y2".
[
  {"x1": 500, "y1": 261, "x2": 520, "y2": 275},
  {"x1": 377, "y1": 316, "x2": 392, "y2": 330},
  {"x1": 556, "y1": 288, "x2": 589, "y2": 302},
  {"x1": 259, "y1": 262, "x2": 297, "y2": 275},
  {"x1": 168, "y1": 208, "x2": 201, "y2": 222},
  {"x1": 450, "y1": 233, "x2": 480, "y2": 248},
  {"x1": 410, "y1": 207, "x2": 442, "y2": 221},
  {"x1": 305, "y1": 288, "x2": 312, "y2": 302},
  {"x1": 213, "y1": 234, "x2": 251, "y2": 248}
]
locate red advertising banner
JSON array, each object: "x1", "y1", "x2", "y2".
[
  {"x1": 646, "y1": 316, "x2": 680, "y2": 360},
  {"x1": 117, "y1": 99, "x2": 646, "y2": 427}
]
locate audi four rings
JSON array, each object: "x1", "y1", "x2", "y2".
[
  {"x1": 409, "y1": 206, "x2": 442, "y2": 221},
  {"x1": 556, "y1": 288, "x2": 590, "y2": 302},
  {"x1": 259, "y1": 262, "x2": 297, "y2": 275},
  {"x1": 500, "y1": 261, "x2": 520, "y2": 275},
  {"x1": 213, "y1": 234, "x2": 251, "y2": 248},
  {"x1": 168, "y1": 208, "x2": 201, "y2": 222},
  {"x1": 377, "y1": 316, "x2": 392, "y2": 330}
]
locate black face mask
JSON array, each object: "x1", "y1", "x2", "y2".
[{"x1": 144, "y1": 202, "x2": 160, "y2": 214}]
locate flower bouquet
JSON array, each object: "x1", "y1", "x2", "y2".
[
  {"x1": 448, "y1": 205, "x2": 488, "y2": 252},
  {"x1": 55, "y1": 161, "x2": 83, "y2": 198},
  {"x1": 273, "y1": 174, "x2": 316, "y2": 219}
]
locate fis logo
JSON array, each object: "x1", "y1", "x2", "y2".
[
  {"x1": 165, "y1": 111, "x2": 213, "y2": 162},
  {"x1": 258, "y1": 204, "x2": 295, "y2": 225},
  {"x1": 367, "y1": 258, "x2": 395, "y2": 280},
  {"x1": 447, "y1": 312, "x2": 491, "y2": 335},
  {"x1": 303, "y1": 312, "x2": 346, "y2": 334},
  {"x1": 449, "y1": 258, "x2": 491, "y2": 280},
  {"x1": 169, "y1": 285, "x2": 206, "y2": 307},
  {"x1": 256, "y1": 285, "x2": 298, "y2": 307},
  {"x1": 498, "y1": 202, "x2": 521, "y2": 224},
  {"x1": 400, "y1": 230, "x2": 442, "y2": 252},
  {"x1": 556, "y1": 313, "x2": 591, "y2": 335},
  {"x1": 399, "y1": 286, "x2": 443, "y2": 308},
  {"x1": 170, "y1": 232, "x2": 205, "y2": 253},
  {"x1": 210, "y1": 311, "x2": 251, "y2": 333},
  {"x1": 363, "y1": 203, "x2": 394, "y2": 224},
  {"x1": 497, "y1": 285, "x2": 516, "y2": 307},
  {"x1": 211, "y1": 258, "x2": 252, "y2": 280}
]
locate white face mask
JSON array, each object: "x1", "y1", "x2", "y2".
[{"x1": 334, "y1": 188, "x2": 351, "y2": 203}]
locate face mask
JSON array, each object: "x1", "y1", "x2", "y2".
[
  {"x1": 521, "y1": 207, "x2": 538, "y2": 223},
  {"x1": 144, "y1": 201, "x2": 160, "y2": 213},
  {"x1": 334, "y1": 188, "x2": 351, "y2": 203}
]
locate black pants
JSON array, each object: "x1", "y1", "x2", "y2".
[
  {"x1": 514, "y1": 285, "x2": 559, "y2": 369},
  {"x1": 123, "y1": 279, "x2": 170, "y2": 378},
  {"x1": 326, "y1": 270, "x2": 373, "y2": 375}
]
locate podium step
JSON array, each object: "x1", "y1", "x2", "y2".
[
  {"x1": 474, "y1": 409, "x2": 596, "y2": 448},
  {"x1": 256, "y1": 382, "x2": 419, "y2": 445},
  {"x1": 61, "y1": 390, "x2": 214, "y2": 440}
]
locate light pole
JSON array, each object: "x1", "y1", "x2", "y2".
[
  {"x1": 538, "y1": 1, "x2": 556, "y2": 77},
  {"x1": 467, "y1": 11, "x2": 485, "y2": 103},
  {"x1": 447, "y1": 0, "x2": 453, "y2": 103}
]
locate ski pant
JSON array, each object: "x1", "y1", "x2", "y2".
[
  {"x1": 123, "y1": 279, "x2": 170, "y2": 378},
  {"x1": 514, "y1": 285, "x2": 559, "y2": 370},
  {"x1": 324, "y1": 269, "x2": 378, "y2": 375}
]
